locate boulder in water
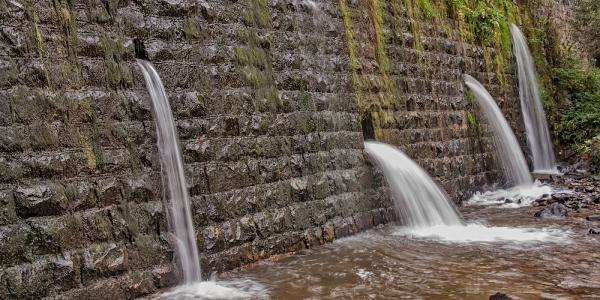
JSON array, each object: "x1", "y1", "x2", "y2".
[
  {"x1": 534, "y1": 202, "x2": 568, "y2": 219},
  {"x1": 589, "y1": 228, "x2": 600, "y2": 235},
  {"x1": 586, "y1": 215, "x2": 600, "y2": 222},
  {"x1": 489, "y1": 292, "x2": 513, "y2": 300}
]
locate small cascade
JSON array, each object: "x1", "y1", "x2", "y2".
[
  {"x1": 464, "y1": 74, "x2": 533, "y2": 186},
  {"x1": 365, "y1": 142, "x2": 563, "y2": 242},
  {"x1": 364, "y1": 141, "x2": 462, "y2": 228},
  {"x1": 510, "y1": 24, "x2": 558, "y2": 173},
  {"x1": 137, "y1": 60, "x2": 202, "y2": 283}
]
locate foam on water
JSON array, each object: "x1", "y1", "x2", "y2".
[
  {"x1": 468, "y1": 181, "x2": 553, "y2": 208},
  {"x1": 396, "y1": 223, "x2": 569, "y2": 243},
  {"x1": 155, "y1": 280, "x2": 269, "y2": 300}
]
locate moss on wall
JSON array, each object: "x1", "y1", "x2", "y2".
[
  {"x1": 52, "y1": 0, "x2": 81, "y2": 87},
  {"x1": 100, "y1": 35, "x2": 133, "y2": 89},
  {"x1": 339, "y1": 0, "x2": 363, "y2": 111},
  {"x1": 24, "y1": 0, "x2": 50, "y2": 87},
  {"x1": 339, "y1": 0, "x2": 398, "y2": 140},
  {"x1": 237, "y1": 0, "x2": 280, "y2": 112}
]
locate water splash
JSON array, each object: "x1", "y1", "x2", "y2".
[
  {"x1": 510, "y1": 24, "x2": 558, "y2": 174},
  {"x1": 154, "y1": 280, "x2": 269, "y2": 300},
  {"x1": 468, "y1": 181, "x2": 553, "y2": 208},
  {"x1": 364, "y1": 142, "x2": 564, "y2": 243},
  {"x1": 364, "y1": 141, "x2": 462, "y2": 228},
  {"x1": 137, "y1": 59, "x2": 201, "y2": 283},
  {"x1": 464, "y1": 74, "x2": 533, "y2": 186}
]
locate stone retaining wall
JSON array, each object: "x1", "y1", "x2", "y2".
[{"x1": 0, "y1": 0, "x2": 526, "y2": 298}]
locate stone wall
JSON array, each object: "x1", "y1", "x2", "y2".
[{"x1": 0, "y1": 0, "x2": 525, "y2": 298}]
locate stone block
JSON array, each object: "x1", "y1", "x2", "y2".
[
  {"x1": 14, "y1": 183, "x2": 69, "y2": 218},
  {"x1": 0, "y1": 224, "x2": 32, "y2": 267},
  {"x1": 0, "y1": 190, "x2": 17, "y2": 225},
  {"x1": 3, "y1": 253, "x2": 80, "y2": 299},
  {"x1": 97, "y1": 177, "x2": 122, "y2": 207},
  {"x1": 82, "y1": 242, "x2": 128, "y2": 279}
]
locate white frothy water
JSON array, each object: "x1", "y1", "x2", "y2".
[
  {"x1": 396, "y1": 223, "x2": 568, "y2": 243},
  {"x1": 138, "y1": 60, "x2": 202, "y2": 283},
  {"x1": 464, "y1": 74, "x2": 533, "y2": 186},
  {"x1": 365, "y1": 141, "x2": 462, "y2": 227},
  {"x1": 365, "y1": 142, "x2": 567, "y2": 243},
  {"x1": 155, "y1": 280, "x2": 269, "y2": 300},
  {"x1": 468, "y1": 181, "x2": 553, "y2": 208},
  {"x1": 510, "y1": 24, "x2": 558, "y2": 173}
]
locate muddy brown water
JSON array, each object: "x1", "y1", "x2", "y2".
[{"x1": 225, "y1": 206, "x2": 600, "y2": 299}]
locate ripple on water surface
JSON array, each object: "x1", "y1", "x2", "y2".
[{"x1": 231, "y1": 207, "x2": 599, "y2": 299}]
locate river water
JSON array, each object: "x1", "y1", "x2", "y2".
[{"x1": 225, "y1": 206, "x2": 600, "y2": 299}]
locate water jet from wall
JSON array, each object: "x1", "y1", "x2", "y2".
[{"x1": 510, "y1": 24, "x2": 558, "y2": 174}]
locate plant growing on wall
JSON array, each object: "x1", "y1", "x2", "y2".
[{"x1": 574, "y1": 0, "x2": 600, "y2": 66}]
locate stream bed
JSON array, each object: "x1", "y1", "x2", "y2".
[{"x1": 224, "y1": 206, "x2": 600, "y2": 299}]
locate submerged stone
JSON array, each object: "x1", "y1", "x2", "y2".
[
  {"x1": 534, "y1": 202, "x2": 568, "y2": 219},
  {"x1": 489, "y1": 292, "x2": 513, "y2": 300},
  {"x1": 585, "y1": 215, "x2": 600, "y2": 222}
]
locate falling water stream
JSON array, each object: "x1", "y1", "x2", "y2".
[
  {"x1": 364, "y1": 141, "x2": 562, "y2": 241},
  {"x1": 138, "y1": 60, "x2": 266, "y2": 299},
  {"x1": 138, "y1": 59, "x2": 202, "y2": 283},
  {"x1": 464, "y1": 74, "x2": 532, "y2": 186},
  {"x1": 510, "y1": 24, "x2": 558, "y2": 174},
  {"x1": 364, "y1": 141, "x2": 462, "y2": 227},
  {"x1": 464, "y1": 75, "x2": 552, "y2": 206}
]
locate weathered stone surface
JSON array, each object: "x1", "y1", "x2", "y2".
[
  {"x1": 83, "y1": 243, "x2": 128, "y2": 279},
  {"x1": 14, "y1": 183, "x2": 69, "y2": 218},
  {"x1": 0, "y1": 190, "x2": 17, "y2": 225}
]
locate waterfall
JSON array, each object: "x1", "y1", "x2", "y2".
[
  {"x1": 365, "y1": 141, "x2": 559, "y2": 242},
  {"x1": 137, "y1": 60, "x2": 202, "y2": 283},
  {"x1": 464, "y1": 74, "x2": 533, "y2": 186},
  {"x1": 364, "y1": 141, "x2": 462, "y2": 228},
  {"x1": 510, "y1": 24, "x2": 557, "y2": 173}
]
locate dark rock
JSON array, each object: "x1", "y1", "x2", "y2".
[
  {"x1": 589, "y1": 228, "x2": 600, "y2": 235},
  {"x1": 551, "y1": 193, "x2": 573, "y2": 203},
  {"x1": 586, "y1": 215, "x2": 600, "y2": 222},
  {"x1": 504, "y1": 199, "x2": 513, "y2": 204},
  {"x1": 489, "y1": 292, "x2": 513, "y2": 300},
  {"x1": 534, "y1": 202, "x2": 568, "y2": 219}
]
